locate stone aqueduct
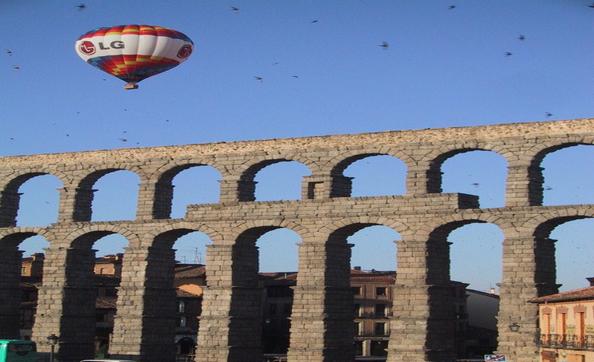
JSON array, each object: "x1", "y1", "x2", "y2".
[{"x1": 0, "y1": 118, "x2": 593, "y2": 362}]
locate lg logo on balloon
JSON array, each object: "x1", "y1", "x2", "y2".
[
  {"x1": 79, "y1": 41, "x2": 96, "y2": 55},
  {"x1": 79, "y1": 40, "x2": 124, "y2": 55},
  {"x1": 98, "y1": 41, "x2": 125, "y2": 50}
]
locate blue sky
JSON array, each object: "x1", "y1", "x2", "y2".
[{"x1": 2, "y1": 0, "x2": 594, "y2": 292}]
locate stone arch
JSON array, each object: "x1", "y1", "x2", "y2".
[
  {"x1": 0, "y1": 229, "x2": 52, "y2": 339},
  {"x1": 65, "y1": 224, "x2": 140, "y2": 249},
  {"x1": 322, "y1": 216, "x2": 409, "y2": 242},
  {"x1": 0, "y1": 227, "x2": 54, "y2": 247},
  {"x1": 528, "y1": 140, "x2": 594, "y2": 206},
  {"x1": 327, "y1": 149, "x2": 412, "y2": 198},
  {"x1": 237, "y1": 156, "x2": 314, "y2": 201},
  {"x1": 0, "y1": 170, "x2": 67, "y2": 227},
  {"x1": 109, "y1": 223, "x2": 215, "y2": 361},
  {"x1": 53, "y1": 227, "x2": 134, "y2": 360},
  {"x1": 151, "y1": 161, "x2": 224, "y2": 219},
  {"x1": 427, "y1": 146, "x2": 508, "y2": 194},
  {"x1": 533, "y1": 215, "x2": 593, "y2": 239},
  {"x1": 73, "y1": 166, "x2": 146, "y2": 222},
  {"x1": 424, "y1": 219, "x2": 505, "y2": 358},
  {"x1": 233, "y1": 219, "x2": 309, "y2": 244},
  {"x1": 532, "y1": 214, "x2": 594, "y2": 295},
  {"x1": 149, "y1": 222, "x2": 223, "y2": 248}
]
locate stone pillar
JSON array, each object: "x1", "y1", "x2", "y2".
[
  {"x1": 506, "y1": 162, "x2": 543, "y2": 207},
  {"x1": 110, "y1": 246, "x2": 177, "y2": 362},
  {"x1": 136, "y1": 181, "x2": 174, "y2": 220},
  {"x1": 388, "y1": 237, "x2": 456, "y2": 362},
  {"x1": 496, "y1": 236, "x2": 541, "y2": 362},
  {"x1": 407, "y1": 162, "x2": 436, "y2": 194},
  {"x1": 57, "y1": 184, "x2": 82, "y2": 223},
  {"x1": 301, "y1": 175, "x2": 352, "y2": 199},
  {"x1": 287, "y1": 241, "x2": 354, "y2": 362},
  {"x1": 0, "y1": 246, "x2": 23, "y2": 338},
  {"x1": 32, "y1": 247, "x2": 96, "y2": 362},
  {"x1": 71, "y1": 187, "x2": 96, "y2": 222},
  {"x1": 219, "y1": 177, "x2": 257, "y2": 203},
  {"x1": 0, "y1": 190, "x2": 21, "y2": 227},
  {"x1": 195, "y1": 243, "x2": 262, "y2": 362}
]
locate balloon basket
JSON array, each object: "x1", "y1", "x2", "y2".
[{"x1": 124, "y1": 82, "x2": 139, "y2": 90}]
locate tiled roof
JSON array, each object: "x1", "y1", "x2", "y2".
[
  {"x1": 531, "y1": 286, "x2": 594, "y2": 303},
  {"x1": 176, "y1": 289, "x2": 201, "y2": 298},
  {"x1": 175, "y1": 264, "x2": 206, "y2": 279},
  {"x1": 351, "y1": 270, "x2": 396, "y2": 283}
]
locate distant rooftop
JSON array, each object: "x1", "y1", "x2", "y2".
[{"x1": 531, "y1": 286, "x2": 594, "y2": 304}]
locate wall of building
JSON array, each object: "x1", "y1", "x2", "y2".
[
  {"x1": 539, "y1": 299, "x2": 594, "y2": 362},
  {"x1": 467, "y1": 290, "x2": 500, "y2": 330}
]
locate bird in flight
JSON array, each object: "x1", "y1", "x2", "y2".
[
  {"x1": 448, "y1": 5, "x2": 456, "y2": 9},
  {"x1": 76, "y1": 3, "x2": 86, "y2": 10},
  {"x1": 518, "y1": 34, "x2": 525, "y2": 41},
  {"x1": 5, "y1": 49, "x2": 12, "y2": 56},
  {"x1": 378, "y1": 41, "x2": 389, "y2": 49},
  {"x1": 311, "y1": 19, "x2": 319, "y2": 23},
  {"x1": 230, "y1": 6, "x2": 239, "y2": 12},
  {"x1": 254, "y1": 76, "x2": 263, "y2": 82},
  {"x1": 588, "y1": 3, "x2": 594, "y2": 8},
  {"x1": 12, "y1": 65, "x2": 20, "y2": 70},
  {"x1": 504, "y1": 52, "x2": 512, "y2": 57},
  {"x1": 292, "y1": 75, "x2": 299, "y2": 79},
  {"x1": 471, "y1": 182, "x2": 479, "y2": 187},
  {"x1": 545, "y1": 112, "x2": 553, "y2": 117},
  {"x1": 119, "y1": 138, "x2": 128, "y2": 143}
]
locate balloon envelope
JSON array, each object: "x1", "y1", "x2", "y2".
[{"x1": 75, "y1": 25, "x2": 194, "y2": 89}]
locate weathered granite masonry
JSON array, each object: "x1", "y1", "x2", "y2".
[{"x1": 1, "y1": 118, "x2": 593, "y2": 362}]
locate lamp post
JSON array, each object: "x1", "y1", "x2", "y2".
[{"x1": 47, "y1": 334, "x2": 59, "y2": 362}]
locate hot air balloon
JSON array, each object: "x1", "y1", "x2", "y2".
[{"x1": 75, "y1": 25, "x2": 194, "y2": 90}]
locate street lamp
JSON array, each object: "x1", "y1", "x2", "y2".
[{"x1": 47, "y1": 334, "x2": 59, "y2": 362}]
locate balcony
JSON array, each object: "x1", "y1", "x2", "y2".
[{"x1": 540, "y1": 334, "x2": 594, "y2": 350}]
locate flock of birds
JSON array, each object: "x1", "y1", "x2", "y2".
[{"x1": 3, "y1": 2, "x2": 594, "y2": 144}]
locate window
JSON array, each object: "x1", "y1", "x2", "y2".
[
  {"x1": 374, "y1": 322, "x2": 386, "y2": 336},
  {"x1": 354, "y1": 304, "x2": 361, "y2": 317},
  {"x1": 374, "y1": 304, "x2": 386, "y2": 317},
  {"x1": 179, "y1": 316, "x2": 187, "y2": 328},
  {"x1": 354, "y1": 322, "x2": 361, "y2": 336},
  {"x1": 178, "y1": 301, "x2": 185, "y2": 313},
  {"x1": 376, "y1": 287, "x2": 387, "y2": 297},
  {"x1": 543, "y1": 313, "x2": 551, "y2": 335},
  {"x1": 352, "y1": 286, "x2": 361, "y2": 296},
  {"x1": 558, "y1": 311, "x2": 567, "y2": 337}
]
